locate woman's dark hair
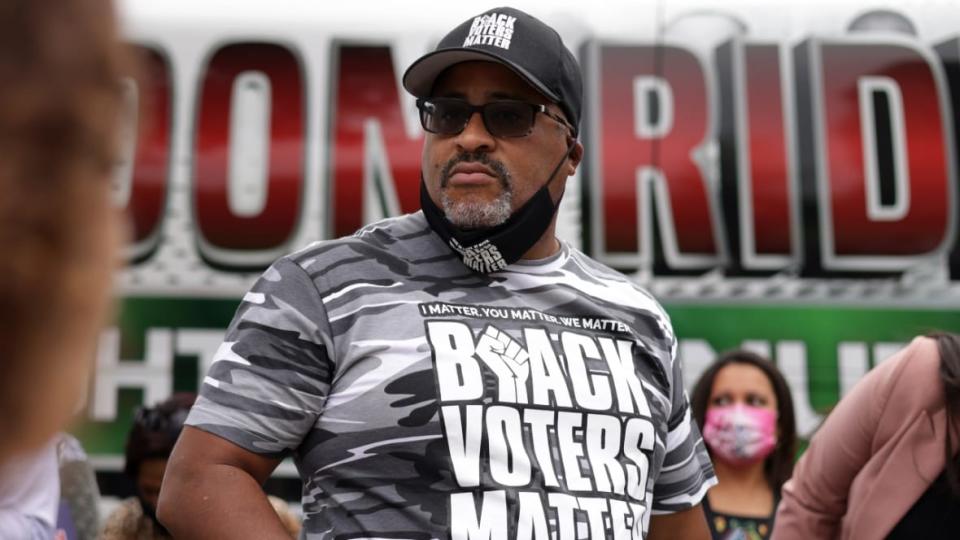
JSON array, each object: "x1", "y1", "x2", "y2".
[
  {"x1": 931, "y1": 332, "x2": 960, "y2": 497},
  {"x1": 123, "y1": 393, "x2": 197, "y2": 479},
  {"x1": 691, "y1": 349, "x2": 798, "y2": 495}
]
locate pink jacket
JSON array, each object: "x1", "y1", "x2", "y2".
[{"x1": 772, "y1": 336, "x2": 960, "y2": 540}]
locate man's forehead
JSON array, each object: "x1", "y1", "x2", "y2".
[{"x1": 430, "y1": 61, "x2": 550, "y2": 103}]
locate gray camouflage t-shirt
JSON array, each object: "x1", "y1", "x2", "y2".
[{"x1": 187, "y1": 212, "x2": 716, "y2": 540}]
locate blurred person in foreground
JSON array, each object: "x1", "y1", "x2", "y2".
[
  {"x1": 0, "y1": 0, "x2": 125, "y2": 464},
  {"x1": 101, "y1": 393, "x2": 301, "y2": 540},
  {"x1": 0, "y1": 0, "x2": 125, "y2": 538},
  {"x1": 691, "y1": 350, "x2": 798, "y2": 540},
  {"x1": 773, "y1": 334, "x2": 960, "y2": 539}
]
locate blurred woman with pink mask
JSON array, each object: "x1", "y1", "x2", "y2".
[{"x1": 691, "y1": 350, "x2": 798, "y2": 540}]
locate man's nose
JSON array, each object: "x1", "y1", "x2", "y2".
[{"x1": 454, "y1": 110, "x2": 496, "y2": 153}]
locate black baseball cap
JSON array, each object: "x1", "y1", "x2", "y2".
[{"x1": 402, "y1": 6, "x2": 582, "y2": 136}]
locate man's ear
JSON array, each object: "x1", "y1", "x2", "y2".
[{"x1": 566, "y1": 140, "x2": 584, "y2": 175}]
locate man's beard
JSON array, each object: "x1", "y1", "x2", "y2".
[{"x1": 438, "y1": 152, "x2": 512, "y2": 229}]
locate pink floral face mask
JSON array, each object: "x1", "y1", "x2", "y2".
[{"x1": 702, "y1": 403, "x2": 777, "y2": 467}]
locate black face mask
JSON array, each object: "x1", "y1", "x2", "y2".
[{"x1": 421, "y1": 142, "x2": 575, "y2": 273}]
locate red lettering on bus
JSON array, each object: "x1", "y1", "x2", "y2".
[
  {"x1": 934, "y1": 37, "x2": 960, "y2": 280},
  {"x1": 813, "y1": 40, "x2": 954, "y2": 269},
  {"x1": 743, "y1": 44, "x2": 796, "y2": 260},
  {"x1": 590, "y1": 44, "x2": 721, "y2": 270},
  {"x1": 193, "y1": 42, "x2": 305, "y2": 263},
  {"x1": 330, "y1": 46, "x2": 422, "y2": 238},
  {"x1": 718, "y1": 41, "x2": 797, "y2": 272},
  {"x1": 125, "y1": 46, "x2": 170, "y2": 262}
]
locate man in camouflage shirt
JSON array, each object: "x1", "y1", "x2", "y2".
[{"x1": 159, "y1": 6, "x2": 716, "y2": 540}]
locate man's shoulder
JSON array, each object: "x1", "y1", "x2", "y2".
[
  {"x1": 564, "y1": 248, "x2": 669, "y2": 318},
  {"x1": 353, "y1": 211, "x2": 432, "y2": 239},
  {"x1": 565, "y1": 248, "x2": 628, "y2": 281},
  {"x1": 279, "y1": 212, "x2": 435, "y2": 272},
  {"x1": 255, "y1": 212, "x2": 453, "y2": 300}
]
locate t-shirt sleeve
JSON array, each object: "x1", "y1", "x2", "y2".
[
  {"x1": 651, "y1": 333, "x2": 718, "y2": 514},
  {"x1": 186, "y1": 256, "x2": 335, "y2": 457}
]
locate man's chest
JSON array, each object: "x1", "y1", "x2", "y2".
[
  {"x1": 300, "y1": 297, "x2": 676, "y2": 538},
  {"x1": 316, "y1": 300, "x2": 672, "y2": 473}
]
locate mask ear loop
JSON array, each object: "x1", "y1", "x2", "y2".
[{"x1": 543, "y1": 135, "x2": 578, "y2": 202}]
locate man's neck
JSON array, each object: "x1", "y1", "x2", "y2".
[
  {"x1": 520, "y1": 222, "x2": 561, "y2": 260},
  {"x1": 519, "y1": 171, "x2": 568, "y2": 261}
]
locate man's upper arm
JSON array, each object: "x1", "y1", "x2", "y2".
[
  {"x1": 651, "y1": 332, "x2": 717, "y2": 514},
  {"x1": 186, "y1": 256, "x2": 335, "y2": 458},
  {"x1": 158, "y1": 426, "x2": 290, "y2": 539},
  {"x1": 167, "y1": 426, "x2": 280, "y2": 485},
  {"x1": 160, "y1": 256, "x2": 334, "y2": 535},
  {"x1": 647, "y1": 505, "x2": 710, "y2": 540}
]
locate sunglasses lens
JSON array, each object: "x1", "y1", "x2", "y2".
[
  {"x1": 420, "y1": 99, "x2": 471, "y2": 135},
  {"x1": 483, "y1": 102, "x2": 535, "y2": 137},
  {"x1": 418, "y1": 99, "x2": 537, "y2": 137}
]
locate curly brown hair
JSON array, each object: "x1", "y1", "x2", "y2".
[
  {"x1": 0, "y1": 0, "x2": 127, "y2": 462},
  {"x1": 124, "y1": 393, "x2": 198, "y2": 480}
]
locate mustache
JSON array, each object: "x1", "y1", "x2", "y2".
[{"x1": 439, "y1": 152, "x2": 511, "y2": 190}]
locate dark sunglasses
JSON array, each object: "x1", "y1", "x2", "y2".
[{"x1": 416, "y1": 97, "x2": 573, "y2": 138}]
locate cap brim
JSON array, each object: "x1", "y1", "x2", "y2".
[{"x1": 402, "y1": 48, "x2": 560, "y2": 103}]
